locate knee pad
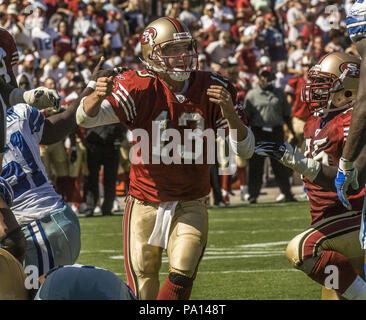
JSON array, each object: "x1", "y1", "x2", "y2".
[
  {"x1": 286, "y1": 234, "x2": 320, "y2": 274},
  {"x1": 169, "y1": 272, "x2": 193, "y2": 288}
]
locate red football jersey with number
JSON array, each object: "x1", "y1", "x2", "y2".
[
  {"x1": 0, "y1": 28, "x2": 18, "y2": 83},
  {"x1": 303, "y1": 108, "x2": 364, "y2": 224},
  {"x1": 105, "y1": 70, "x2": 244, "y2": 203}
]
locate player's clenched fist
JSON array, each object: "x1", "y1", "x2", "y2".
[{"x1": 95, "y1": 76, "x2": 114, "y2": 99}]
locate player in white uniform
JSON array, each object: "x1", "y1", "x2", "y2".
[
  {"x1": 2, "y1": 104, "x2": 80, "y2": 275},
  {"x1": 1, "y1": 58, "x2": 118, "y2": 276},
  {"x1": 31, "y1": 18, "x2": 59, "y2": 61}
]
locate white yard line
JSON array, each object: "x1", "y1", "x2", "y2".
[{"x1": 113, "y1": 268, "x2": 297, "y2": 276}]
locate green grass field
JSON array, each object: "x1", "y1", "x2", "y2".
[{"x1": 76, "y1": 200, "x2": 321, "y2": 300}]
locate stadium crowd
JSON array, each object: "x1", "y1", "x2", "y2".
[{"x1": 1, "y1": 0, "x2": 357, "y2": 211}]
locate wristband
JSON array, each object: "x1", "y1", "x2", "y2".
[
  {"x1": 280, "y1": 142, "x2": 321, "y2": 182},
  {"x1": 87, "y1": 81, "x2": 97, "y2": 90},
  {"x1": 339, "y1": 157, "x2": 354, "y2": 171}
]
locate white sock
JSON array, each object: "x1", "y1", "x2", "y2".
[
  {"x1": 240, "y1": 185, "x2": 248, "y2": 194},
  {"x1": 221, "y1": 189, "x2": 228, "y2": 197},
  {"x1": 342, "y1": 275, "x2": 366, "y2": 300}
]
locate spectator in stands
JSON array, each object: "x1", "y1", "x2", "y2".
[
  {"x1": 179, "y1": 0, "x2": 200, "y2": 30},
  {"x1": 40, "y1": 55, "x2": 66, "y2": 84},
  {"x1": 287, "y1": 36, "x2": 306, "y2": 75},
  {"x1": 235, "y1": 35, "x2": 258, "y2": 80},
  {"x1": 120, "y1": 38, "x2": 138, "y2": 69},
  {"x1": 123, "y1": 1, "x2": 144, "y2": 36},
  {"x1": 101, "y1": 33, "x2": 113, "y2": 59},
  {"x1": 244, "y1": 15, "x2": 266, "y2": 43},
  {"x1": 325, "y1": 28, "x2": 344, "y2": 53},
  {"x1": 205, "y1": 31, "x2": 236, "y2": 67},
  {"x1": 106, "y1": 10, "x2": 124, "y2": 54},
  {"x1": 16, "y1": 54, "x2": 36, "y2": 81},
  {"x1": 73, "y1": 2, "x2": 98, "y2": 45},
  {"x1": 301, "y1": 11, "x2": 323, "y2": 46},
  {"x1": 230, "y1": 10, "x2": 246, "y2": 42},
  {"x1": 308, "y1": 35, "x2": 326, "y2": 62},
  {"x1": 275, "y1": 61, "x2": 292, "y2": 91},
  {"x1": 16, "y1": 73, "x2": 32, "y2": 90},
  {"x1": 213, "y1": 0, "x2": 234, "y2": 32},
  {"x1": 263, "y1": 13, "x2": 287, "y2": 65},
  {"x1": 54, "y1": 20, "x2": 72, "y2": 59},
  {"x1": 199, "y1": 3, "x2": 218, "y2": 32},
  {"x1": 286, "y1": 0, "x2": 306, "y2": 44}
]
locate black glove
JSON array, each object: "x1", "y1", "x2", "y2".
[{"x1": 254, "y1": 141, "x2": 286, "y2": 161}]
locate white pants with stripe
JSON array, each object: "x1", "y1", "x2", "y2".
[{"x1": 21, "y1": 204, "x2": 81, "y2": 276}]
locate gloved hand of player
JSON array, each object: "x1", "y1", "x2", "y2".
[
  {"x1": 254, "y1": 141, "x2": 287, "y2": 161},
  {"x1": 70, "y1": 147, "x2": 77, "y2": 163},
  {"x1": 346, "y1": 0, "x2": 366, "y2": 42},
  {"x1": 255, "y1": 141, "x2": 321, "y2": 182},
  {"x1": 335, "y1": 158, "x2": 359, "y2": 210},
  {"x1": 23, "y1": 87, "x2": 61, "y2": 112}
]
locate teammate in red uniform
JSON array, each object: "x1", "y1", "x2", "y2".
[
  {"x1": 76, "y1": 17, "x2": 255, "y2": 300},
  {"x1": 285, "y1": 54, "x2": 314, "y2": 148},
  {"x1": 255, "y1": 52, "x2": 366, "y2": 300}
]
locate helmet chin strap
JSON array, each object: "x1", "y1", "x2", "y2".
[{"x1": 316, "y1": 100, "x2": 356, "y2": 118}]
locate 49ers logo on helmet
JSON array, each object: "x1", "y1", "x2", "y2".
[
  {"x1": 339, "y1": 62, "x2": 360, "y2": 78},
  {"x1": 141, "y1": 27, "x2": 157, "y2": 45}
]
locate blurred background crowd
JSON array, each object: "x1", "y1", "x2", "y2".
[{"x1": 1, "y1": 0, "x2": 358, "y2": 212}]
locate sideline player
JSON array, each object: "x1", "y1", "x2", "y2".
[
  {"x1": 255, "y1": 52, "x2": 366, "y2": 299},
  {"x1": 76, "y1": 17, "x2": 255, "y2": 300}
]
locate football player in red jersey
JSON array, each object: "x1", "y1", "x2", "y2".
[
  {"x1": 255, "y1": 52, "x2": 366, "y2": 299},
  {"x1": 76, "y1": 17, "x2": 255, "y2": 300}
]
